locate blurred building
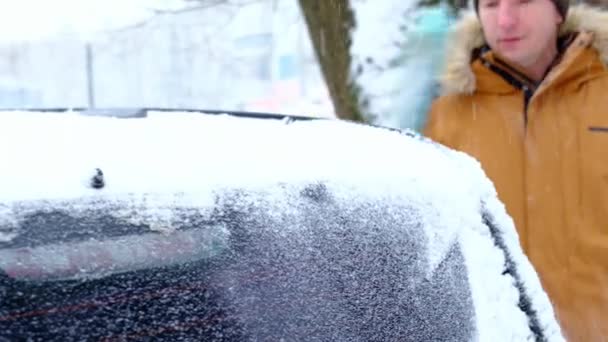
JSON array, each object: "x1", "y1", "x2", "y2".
[{"x1": 0, "y1": 0, "x2": 334, "y2": 118}]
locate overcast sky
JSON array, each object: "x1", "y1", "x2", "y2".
[{"x1": 0, "y1": 0, "x2": 185, "y2": 42}]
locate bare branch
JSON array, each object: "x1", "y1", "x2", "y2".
[{"x1": 149, "y1": 0, "x2": 263, "y2": 15}]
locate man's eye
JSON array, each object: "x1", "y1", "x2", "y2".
[{"x1": 482, "y1": 1, "x2": 498, "y2": 7}]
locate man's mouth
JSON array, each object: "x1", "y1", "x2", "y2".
[{"x1": 500, "y1": 37, "x2": 522, "y2": 43}]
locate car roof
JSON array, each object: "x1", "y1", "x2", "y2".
[{"x1": 0, "y1": 109, "x2": 564, "y2": 341}]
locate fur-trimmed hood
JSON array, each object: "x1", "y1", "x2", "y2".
[{"x1": 439, "y1": 5, "x2": 608, "y2": 95}]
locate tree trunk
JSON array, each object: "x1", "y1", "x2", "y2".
[{"x1": 298, "y1": 0, "x2": 365, "y2": 122}]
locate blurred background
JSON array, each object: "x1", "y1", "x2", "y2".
[{"x1": 6, "y1": 0, "x2": 595, "y2": 131}]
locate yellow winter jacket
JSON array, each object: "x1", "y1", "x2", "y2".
[{"x1": 425, "y1": 5, "x2": 608, "y2": 341}]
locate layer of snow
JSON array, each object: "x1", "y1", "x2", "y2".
[
  {"x1": 0, "y1": 111, "x2": 468, "y2": 204},
  {"x1": 0, "y1": 110, "x2": 564, "y2": 341}
]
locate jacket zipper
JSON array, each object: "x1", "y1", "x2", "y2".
[
  {"x1": 479, "y1": 56, "x2": 536, "y2": 128},
  {"x1": 522, "y1": 85, "x2": 534, "y2": 127}
]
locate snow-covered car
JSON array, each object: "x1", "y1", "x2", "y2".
[{"x1": 0, "y1": 109, "x2": 564, "y2": 341}]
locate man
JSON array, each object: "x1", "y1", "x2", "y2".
[{"x1": 424, "y1": 1, "x2": 608, "y2": 340}]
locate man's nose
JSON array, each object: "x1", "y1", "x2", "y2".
[{"x1": 497, "y1": 2, "x2": 518, "y2": 30}]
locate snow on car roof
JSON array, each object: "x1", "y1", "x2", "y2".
[{"x1": 0, "y1": 110, "x2": 564, "y2": 341}]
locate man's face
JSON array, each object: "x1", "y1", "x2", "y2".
[{"x1": 478, "y1": 0, "x2": 563, "y2": 69}]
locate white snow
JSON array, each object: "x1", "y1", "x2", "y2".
[
  {"x1": 349, "y1": 1, "x2": 452, "y2": 131},
  {"x1": 349, "y1": 0, "x2": 417, "y2": 126},
  {"x1": 0, "y1": 110, "x2": 467, "y2": 203},
  {"x1": 0, "y1": 110, "x2": 564, "y2": 341}
]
